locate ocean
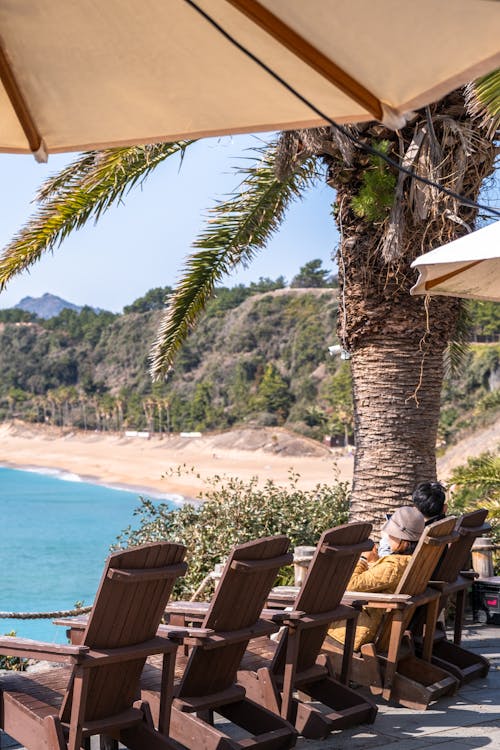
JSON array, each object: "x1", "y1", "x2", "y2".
[{"x1": 0, "y1": 466, "x2": 177, "y2": 643}]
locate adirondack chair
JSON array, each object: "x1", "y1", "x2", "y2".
[
  {"x1": 236, "y1": 523, "x2": 378, "y2": 740},
  {"x1": 413, "y1": 508, "x2": 491, "y2": 683},
  {"x1": 324, "y1": 516, "x2": 461, "y2": 710},
  {"x1": 141, "y1": 535, "x2": 298, "y2": 750},
  {"x1": 0, "y1": 542, "x2": 187, "y2": 750}
]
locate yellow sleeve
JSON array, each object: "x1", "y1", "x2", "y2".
[{"x1": 347, "y1": 556, "x2": 403, "y2": 593}]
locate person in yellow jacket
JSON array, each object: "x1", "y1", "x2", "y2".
[{"x1": 327, "y1": 505, "x2": 425, "y2": 651}]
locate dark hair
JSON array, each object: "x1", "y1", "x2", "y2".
[
  {"x1": 392, "y1": 539, "x2": 418, "y2": 555},
  {"x1": 412, "y1": 482, "x2": 446, "y2": 519}
]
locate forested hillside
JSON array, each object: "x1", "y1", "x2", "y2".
[{"x1": 0, "y1": 277, "x2": 498, "y2": 448}]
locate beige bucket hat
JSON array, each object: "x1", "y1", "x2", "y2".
[{"x1": 382, "y1": 506, "x2": 425, "y2": 542}]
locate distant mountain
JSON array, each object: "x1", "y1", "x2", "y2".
[{"x1": 15, "y1": 293, "x2": 84, "y2": 319}]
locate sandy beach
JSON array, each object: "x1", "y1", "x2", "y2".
[
  {"x1": 0, "y1": 422, "x2": 353, "y2": 499},
  {"x1": 1, "y1": 417, "x2": 497, "y2": 499}
]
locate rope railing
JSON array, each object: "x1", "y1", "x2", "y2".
[{"x1": 0, "y1": 606, "x2": 92, "y2": 620}]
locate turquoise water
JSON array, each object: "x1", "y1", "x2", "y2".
[{"x1": 0, "y1": 466, "x2": 176, "y2": 643}]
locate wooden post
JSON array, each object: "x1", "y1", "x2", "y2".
[
  {"x1": 189, "y1": 561, "x2": 225, "y2": 601},
  {"x1": 471, "y1": 537, "x2": 496, "y2": 579},
  {"x1": 293, "y1": 546, "x2": 315, "y2": 586}
]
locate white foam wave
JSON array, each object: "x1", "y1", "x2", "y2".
[
  {"x1": 1, "y1": 464, "x2": 190, "y2": 504},
  {"x1": 24, "y1": 467, "x2": 83, "y2": 483}
]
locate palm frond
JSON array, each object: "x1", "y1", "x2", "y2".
[
  {"x1": 0, "y1": 142, "x2": 194, "y2": 290},
  {"x1": 464, "y1": 68, "x2": 500, "y2": 139},
  {"x1": 149, "y1": 143, "x2": 320, "y2": 380},
  {"x1": 450, "y1": 450, "x2": 500, "y2": 495},
  {"x1": 443, "y1": 300, "x2": 471, "y2": 377},
  {"x1": 35, "y1": 152, "x2": 104, "y2": 202}
]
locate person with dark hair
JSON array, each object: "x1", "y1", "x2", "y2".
[
  {"x1": 327, "y1": 506, "x2": 425, "y2": 650},
  {"x1": 412, "y1": 481, "x2": 447, "y2": 525},
  {"x1": 378, "y1": 481, "x2": 448, "y2": 558}
]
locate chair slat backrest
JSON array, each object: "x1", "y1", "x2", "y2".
[
  {"x1": 61, "y1": 541, "x2": 186, "y2": 723},
  {"x1": 433, "y1": 509, "x2": 490, "y2": 583},
  {"x1": 177, "y1": 536, "x2": 291, "y2": 698},
  {"x1": 272, "y1": 522, "x2": 373, "y2": 677},
  {"x1": 377, "y1": 516, "x2": 457, "y2": 650}
]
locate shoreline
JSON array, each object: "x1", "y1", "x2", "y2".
[
  {"x1": 0, "y1": 422, "x2": 354, "y2": 499},
  {"x1": 0, "y1": 460, "x2": 188, "y2": 502},
  {"x1": 2, "y1": 417, "x2": 495, "y2": 499}
]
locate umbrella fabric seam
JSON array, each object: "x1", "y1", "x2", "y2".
[
  {"x1": 225, "y1": 0, "x2": 384, "y2": 120},
  {"x1": 0, "y1": 39, "x2": 43, "y2": 156},
  {"x1": 184, "y1": 0, "x2": 500, "y2": 220},
  {"x1": 424, "y1": 260, "x2": 485, "y2": 290}
]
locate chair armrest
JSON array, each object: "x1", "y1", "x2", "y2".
[
  {"x1": 157, "y1": 624, "x2": 215, "y2": 642},
  {"x1": 53, "y1": 615, "x2": 88, "y2": 630},
  {"x1": 286, "y1": 604, "x2": 359, "y2": 629},
  {"x1": 175, "y1": 618, "x2": 278, "y2": 650},
  {"x1": 342, "y1": 591, "x2": 412, "y2": 609},
  {"x1": 428, "y1": 580, "x2": 447, "y2": 591},
  {"x1": 265, "y1": 586, "x2": 299, "y2": 609},
  {"x1": 267, "y1": 586, "x2": 299, "y2": 601},
  {"x1": 262, "y1": 608, "x2": 305, "y2": 623},
  {"x1": 82, "y1": 636, "x2": 177, "y2": 667},
  {"x1": 0, "y1": 635, "x2": 89, "y2": 664},
  {"x1": 165, "y1": 601, "x2": 209, "y2": 618},
  {"x1": 54, "y1": 615, "x2": 215, "y2": 646},
  {"x1": 460, "y1": 570, "x2": 479, "y2": 580}
]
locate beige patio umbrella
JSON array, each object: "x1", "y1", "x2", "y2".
[
  {"x1": 410, "y1": 221, "x2": 500, "y2": 302},
  {"x1": 0, "y1": 0, "x2": 499, "y2": 162}
]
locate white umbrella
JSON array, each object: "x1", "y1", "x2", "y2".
[
  {"x1": 410, "y1": 221, "x2": 500, "y2": 302},
  {"x1": 0, "y1": 0, "x2": 499, "y2": 161}
]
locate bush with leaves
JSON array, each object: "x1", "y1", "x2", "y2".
[
  {"x1": 0, "y1": 631, "x2": 27, "y2": 672},
  {"x1": 350, "y1": 140, "x2": 396, "y2": 221},
  {"x1": 116, "y1": 469, "x2": 349, "y2": 598}
]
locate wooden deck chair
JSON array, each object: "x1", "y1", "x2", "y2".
[
  {"x1": 413, "y1": 509, "x2": 491, "y2": 683},
  {"x1": 237, "y1": 523, "x2": 378, "y2": 740},
  {"x1": 0, "y1": 542, "x2": 187, "y2": 750},
  {"x1": 324, "y1": 516, "x2": 461, "y2": 710},
  {"x1": 141, "y1": 536, "x2": 298, "y2": 750}
]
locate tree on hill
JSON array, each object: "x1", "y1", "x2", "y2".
[
  {"x1": 255, "y1": 363, "x2": 293, "y2": 423},
  {"x1": 0, "y1": 75, "x2": 498, "y2": 530},
  {"x1": 467, "y1": 301, "x2": 500, "y2": 342},
  {"x1": 249, "y1": 276, "x2": 286, "y2": 293},
  {"x1": 123, "y1": 286, "x2": 172, "y2": 314},
  {"x1": 0, "y1": 308, "x2": 36, "y2": 323},
  {"x1": 290, "y1": 259, "x2": 332, "y2": 288},
  {"x1": 324, "y1": 361, "x2": 353, "y2": 447}
]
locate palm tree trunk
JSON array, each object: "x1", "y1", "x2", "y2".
[
  {"x1": 321, "y1": 91, "x2": 497, "y2": 532},
  {"x1": 350, "y1": 338, "x2": 444, "y2": 524}
]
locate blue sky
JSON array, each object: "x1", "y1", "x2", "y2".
[{"x1": 0, "y1": 134, "x2": 339, "y2": 313}]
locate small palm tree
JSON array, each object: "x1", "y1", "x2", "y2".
[
  {"x1": 449, "y1": 449, "x2": 500, "y2": 568},
  {"x1": 0, "y1": 76, "x2": 498, "y2": 529},
  {"x1": 449, "y1": 450, "x2": 500, "y2": 507}
]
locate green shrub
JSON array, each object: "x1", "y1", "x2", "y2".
[
  {"x1": 0, "y1": 631, "x2": 27, "y2": 671},
  {"x1": 116, "y1": 469, "x2": 349, "y2": 598},
  {"x1": 350, "y1": 140, "x2": 396, "y2": 221}
]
